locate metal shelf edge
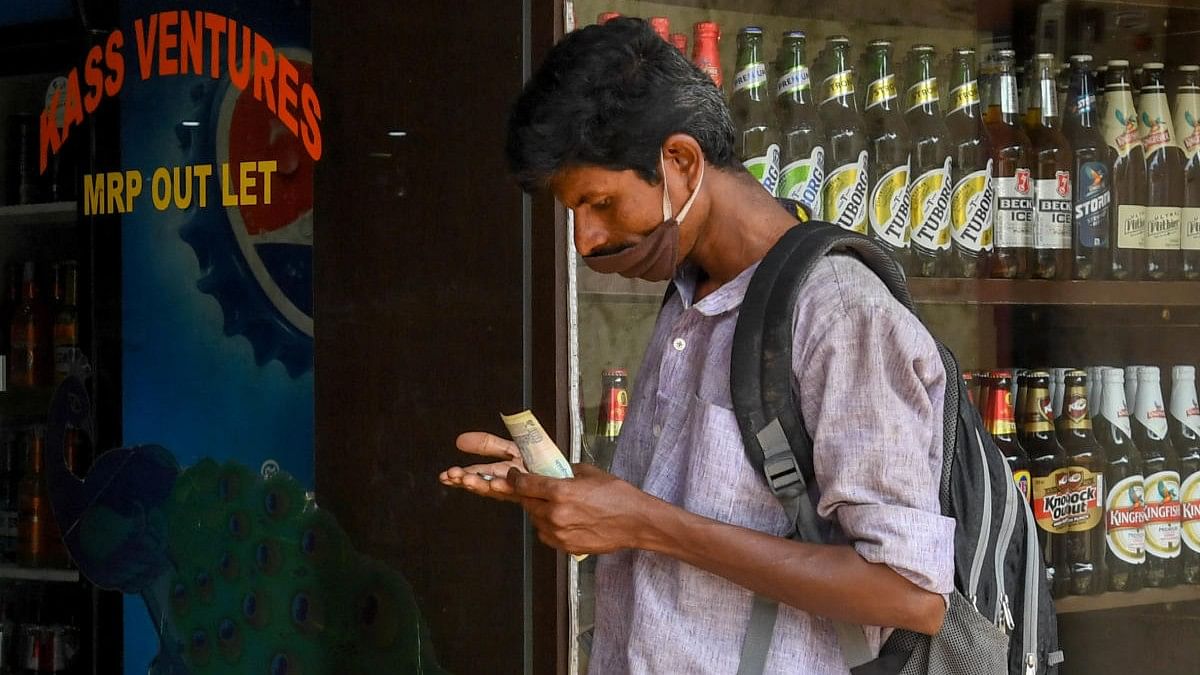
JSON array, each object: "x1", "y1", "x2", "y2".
[
  {"x1": 1055, "y1": 586, "x2": 1200, "y2": 614},
  {"x1": 0, "y1": 201, "x2": 78, "y2": 226},
  {"x1": 0, "y1": 564, "x2": 80, "y2": 583}
]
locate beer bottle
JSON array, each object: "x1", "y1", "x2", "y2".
[
  {"x1": 862, "y1": 40, "x2": 913, "y2": 270},
  {"x1": 1054, "y1": 370, "x2": 1108, "y2": 595},
  {"x1": 972, "y1": 370, "x2": 991, "y2": 415},
  {"x1": 1139, "y1": 63, "x2": 1184, "y2": 280},
  {"x1": 17, "y1": 427, "x2": 66, "y2": 568},
  {"x1": 669, "y1": 33, "x2": 688, "y2": 56},
  {"x1": 819, "y1": 38, "x2": 869, "y2": 234},
  {"x1": 9, "y1": 262, "x2": 47, "y2": 388},
  {"x1": 1133, "y1": 366, "x2": 1182, "y2": 586},
  {"x1": 1064, "y1": 56, "x2": 1114, "y2": 280},
  {"x1": 1057, "y1": 62, "x2": 1071, "y2": 118},
  {"x1": 732, "y1": 28, "x2": 781, "y2": 195},
  {"x1": 947, "y1": 48, "x2": 995, "y2": 278},
  {"x1": 1016, "y1": 372, "x2": 1030, "y2": 430},
  {"x1": 1052, "y1": 367, "x2": 1068, "y2": 425},
  {"x1": 1168, "y1": 365, "x2": 1200, "y2": 584},
  {"x1": 596, "y1": 12, "x2": 621, "y2": 25},
  {"x1": 986, "y1": 50, "x2": 1034, "y2": 279},
  {"x1": 1173, "y1": 65, "x2": 1200, "y2": 279},
  {"x1": 1097, "y1": 367, "x2": 1146, "y2": 591},
  {"x1": 963, "y1": 370, "x2": 977, "y2": 407},
  {"x1": 52, "y1": 261, "x2": 80, "y2": 384},
  {"x1": 987, "y1": 371, "x2": 1032, "y2": 503},
  {"x1": 1026, "y1": 371, "x2": 1071, "y2": 597},
  {"x1": 1125, "y1": 365, "x2": 1141, "y2": 411},
  {"x1": 906, "y1": 45, "x2": 953, "y2": 277},
  {"x1": 691, "y1": 22, "x2": 722, "y2": 89},
  {"x1": 593, "y1": 368, "x2": 628, "y2": 473},
  {"x1": 1027, "y1": 54, "x2": 1074, "y2": 280},
  {"x1": 775, "y1": 31, "x2": 826, "y2": 219},
  {"x1": 648, "y1": 17, "x2": 670, "y2": 41}
]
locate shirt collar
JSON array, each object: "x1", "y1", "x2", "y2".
[{"x1": 671, "y1": 260, "x2": 762, "y2": 317}]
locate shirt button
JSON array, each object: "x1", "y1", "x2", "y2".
[
  {"x1": 672, "y1": 338, "x2": 686, "y2": 352},
  {"x1": 653, "y1": 424, "x2": 662, "y2": 437}
]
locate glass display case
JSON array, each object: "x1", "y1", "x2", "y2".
[{"x1": 560, "y1": 1, "x2": 1200, "y2": 673}]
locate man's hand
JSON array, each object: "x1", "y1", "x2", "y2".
[
  {"x1": 439, "y1": 432, "x2": 527, "y2": 503},
  {"x1": 509, "y1": 463, "x2": 652, "y2": 555}
]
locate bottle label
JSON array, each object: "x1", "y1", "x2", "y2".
[
  {"x1": 823, "y1": 150, "x2": 869, "y2": 234},
  {"x1": 1144, "y1": 470, "x2": 1182, "y2": 559},
  {"x1": 1138, "y1": 398, "x2": 1170, "y2": 440},
  {"x1": 909, "y1": 157, "x2": 953, "y2": 253},
  {"x1": 1116, "y1": 204, "x2": 1148, "y2": 249},
  {"x1": 823, "y1": 70, "x2": 855, "y2": 104},
  {"x1": 1035, "y1": 173, "x2": 1072, "y2": 250},
  {"x1": 1063, "y1": 389, "x2": 1091, "y2": 428},
  {"x1": 1140, "y1": 94, "x2": 1177, "y2": 154},
  {"x1": 906, "y1": 77, "x2": 939, "y2": 111},
  {"x1": 1104, "y1": 87, "x2": 1141, "y2": 157},
  {"x1": 1033, "y1": 466, "x2": 1104, "y2": 533},
  {"x1": 1101, "y1": 389, "x2": 1133, "y2": 437},
  {"x1": 1106, "y1": 474, "x2": 1148, "y2": 564},
  {"x1": 999, "y1": 74, "x2": 1019, "y2": 115},
  {"x1": 778, "y1": 65, "x2": 811, "y2": 98},
  {"x1": 866, "y1": 74, "x2": 898, "y2": 109},
  {"x1": 1041, "y1": 79, "x2": 1058, "y2": 118},
  {"x1": 1174, "y1": 89, "x2": 1200, "y2": 159},
  {"x1": 1183, "y1": 208, "x2": 1200, "y2": 251},
  {"x1": 778, "y1": 146, "x2": 824, "y2": 219},
  {"x1": 1074, "y1": 161, "x2": 1112, "y2": 248},
  {"x1": 734, "y1": 63, "x2": 768, "y2": 93},
  {"x1": 950, "y1": 161, "x2": 994, "y2": 253},
  {"x1": 1182, "y1": 470, "x2": 1200, "y2": 554},
  {"x1": 994, "y1": 171, "x2": 1034, "y2": 248},
  {"x1": 1170, "y1": 386, "x2": 1200, "y2": 438},
  {"x1": 869, "y1": 162, "x2": 911, "y2": 247},
  {"x1": 1145, "y1": 206, "x2": 1182, "y2": 250},
  {"x1": 1014, "y1": 469, "x2": 1031, "y2": 503},
  {"x1": 950, "y1": 80, "x2": 980, "y2": 114},
  {"x1": 744, "y1": 144, "x2": 782, "y2": 195},
  {"x1": 600, "y1": 386, "x2": 629, "y2": 437}
]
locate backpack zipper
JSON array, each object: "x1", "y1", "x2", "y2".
[
  {"x1": 992, "y1": 471, "x2": 1020, "y2": 630},
  {"x1": 967, "y1": 428, "x2": 993, "y2": 607},
  {"x1": 1021, "y1": 493, "x2": 1041, "y2": 675}
]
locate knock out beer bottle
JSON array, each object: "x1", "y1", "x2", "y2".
[
  {"x1": 1025, "y1": 371, "x2": 1070, "y2": 597},
  {"x1": 1054, "y1": 370, "x2": 1108, "y2": 595}
]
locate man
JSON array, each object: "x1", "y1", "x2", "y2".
[{"x1": 439, "y1": 18, "x2": 954, "y2": 674}]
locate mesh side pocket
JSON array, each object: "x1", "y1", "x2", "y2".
[{"x1": 897, "y1": 591, "x2": 1010, "y2": 675}]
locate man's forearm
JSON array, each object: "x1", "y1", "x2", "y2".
[{"x1": 633, "y1": 495, "x2": 947, "y2": 635}]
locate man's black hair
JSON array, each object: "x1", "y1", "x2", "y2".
[{"x1": 505, "y1": 17, "x2": 740, "y2": 193}]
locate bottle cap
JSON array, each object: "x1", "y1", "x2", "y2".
[
  {"x1": 783, "y1": 30, "x2": 806, "y2": 39},
  {"x1": 602, "y1": 368, "x2": 628, "y2": 378},
  {"x1": 1103, "y1": 368, "x2": 1124, "y2": 384},
  {"x1": 694, "y1": 21, "x2": 720, "y2": 38},
  {"x1": 1139, "y1": 366, "x2": 1161, "y2": 382},
  {"x1": 954, "y1": 47, "x2": 976, "y2": 56},
  {"x1": 739, "y1": 26, "x2": 763, "y2": 35},
  {"x1": 990, "y1": 369, "x2": 1013, "y2": 379},
  {"x1": 1108, "y1": 59, "x2": 1129, "y2": 67},
  {"x1": 1174, "y1": 365, "x2": 1196, "y2": 380},
  {"x1": 1180, "y1": 65, "x2": 1200, "y2": 72},
  {"x1": 1144, "y1": 62, "x2": 1164, "y2": 70},
  {"x1": 1070, "y1": 54, "x2": 1093, "y2": 63},
  {"x1": 997, "y1": 49, "x2": 1016, "y2": 58}
]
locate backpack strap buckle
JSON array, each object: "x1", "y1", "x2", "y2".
[{"x1": 756, "y1": 418, "x2": 805, "y2": 498}]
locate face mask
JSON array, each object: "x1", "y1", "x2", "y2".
[{"x1": 581, "y1": 154, "x2": 704, "y2": 281}]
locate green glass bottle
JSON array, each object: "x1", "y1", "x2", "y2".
[
  {"x1": 819, "y1": 37, "x2": 869, "y2": 234},
  {"x1": 774, "y1": 31, "x2": 825, "y2": 218},
  {"x1": 862, "y1": 40, "x2": 913, "y2": 270},
  {"x1": 906, "y1": 45, "x2": 953, "y2": 276},
  {"x1": 732, "y1": 27, "x2": 781, "y2": 195}
]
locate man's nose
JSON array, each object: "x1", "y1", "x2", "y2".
[{"x1": 573, "y1": 212, "x2": 608, "y2": 257}]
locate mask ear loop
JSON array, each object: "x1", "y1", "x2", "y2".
[{"x1": 659, "y1": 152, "x2": 706, "y2": 225}]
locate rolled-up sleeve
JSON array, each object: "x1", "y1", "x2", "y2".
[{"x1": 794, "y1": 297, "x2": 956, "y2": 596}]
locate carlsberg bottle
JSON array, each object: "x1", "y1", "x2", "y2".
[
  {"x1": 819, "y1": 38, "x2": 869, "y2": 234},
  {"x1": 774, "y1": 31, "x2": 826, "y2": 219},
  {"x1": 732, "y1": 27, "x2": 781, "y2": 194},
  {"x1": 862, "y1": 40, "x2": 912, "y2": 271}
]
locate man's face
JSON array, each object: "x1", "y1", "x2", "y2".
[{"x1": 550, "y1": 165, "x2": 668, "y2": 259}]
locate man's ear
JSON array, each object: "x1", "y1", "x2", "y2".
[{"x1": 661, "y1": 134, "x2": 704, "y2": 188}]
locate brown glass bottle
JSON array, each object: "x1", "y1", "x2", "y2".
[
  {"x1": 1096, "y1": 368, "x2": 1145, "y2": 591},
  {"x1": 1139, "y1": 63, "x2": 1184, "y2": 280},
  {"x1": 905, "y1": 45, "x2": 952, "y2": 277},
  {"x1": 1174, "y1": 66, "x2": 1200, "y2": 279},
  {"x1": 986, "y1": 50, "x2": 1034, "y2": 279},
  {"x1": 1168, "y1": 365, "x2": 1200, "y2": 584},
  {"x1": 1027, "y1": 54, "x2": 1074, "y2": 280},
  {"x1": 1064, "y1": 56, "x2": 1113, "y2": 280},
  {"x1": 1053, "y1": 370, "x2": 1109, "y2": 595},
  {"x1": 987, "y1": 371, "x2": 1031, "y2": 503},
  {"x1": 17, "y1": 427, "x2": 66, "y2": 568},
  {"x1": 947, "y1": 48, "x2": 994, "y2": 278},
  {"x1": 1024, "y1": 370, "x2": 1070, "y2": 597},
  {"x1": 9, "y1": 262, "x2": 48, "y2": 388},
  {"x1": 1132, "y1": 366, "x2": 1182, "y2": 587},
  {"x1": 1104, "y1": 66, "x2": 1147, "y2": 280},
  {"x1": 592, "y1": 368, "x2": 628, "y2": 473},
  {"x1": 52, "y1": 261, "x2": 80, "y2": 384},
  {"x1": 863, "y1": 40, "x2": 913, "y2": 272}
]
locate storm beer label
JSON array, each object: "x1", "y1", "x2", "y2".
[
  {"x1": 777, "y1": 65, "x2": 811, "y2": 98},
  {"x1": 778, "y1": 146, "x2": 824, "y2": 219},
  {"x1": 995, "y1": 170, "x2": 1034, "y2": 248},
  {"x1": 950, "y1": 160, "x2": 995, "y2": 253},
  {"x1": 823, "y1": 70, "x2": 855, "y2": 104},
  {"x1": 734, "y1": 63, "x2": 768, "y2": 93},
  {"x1": 1033, "y1": 466, "x2": 1105, "y2": 534},
  {"x1": 1075, "y1": 162, "x2": 1112, "y2": 248},
  {"x1": 823, "y1": 150, "x2": 869, "y2": 234},
  {"x1": 1117, "y1": 204, "x2": 1148, "y2": 250},
  {"x1": 1035, "y1": 172, "x2": 1072, "y2": 250},
  {"x1": 1104, "y1": 85, "x2": 1141, "y2": 157},
  {"x1": 1144, "y1": 470, "x2": 1182, "y2": 559},
  {"x1": 744, "y1": 144, "x2": 782, "y2": 195},
  {"x1": 1145, "y1": 207, "x2": 1182, "y2": 250},
  {"x1": 909, "y1": 157, "x2": 953, "y2": 252},
  {"x1": 1106, "y1": 474, "x2": 1148, "y2": 564},
  {"x1": 1182, "y1": 470, "x2": 1200, "y2": 554},
  {"x1": 869, "y1": 162, "x2": 911, "y2": 248},
  {"x1": 866, "y1": 75, "x2": 898, "y2": 109}
]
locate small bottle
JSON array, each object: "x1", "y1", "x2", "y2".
[
  {"x1": 1063, "y1": 55, "x2": 1114, "y2": 280},
  {"x1": 775, "y1": 31, "x2": 826, "y2": 220},
  {"x1": 1096, "y1": 367, "x2": 1145, "y2": 592},
  {"x1": 732, "y1": 27, "x2": 781, "y2": 194},
  {"x1": 593, "y1": 369, "x2": 628, "y2": 472},
  {"x1": 1139, "y1": 63, "x2": 1185, "y2": 280},
  {"x1": 1169, "y1": 365, "x2": 1200, "y2": 584},
  {"x1": 17, "y1": 427, "x2": 67, "y2": 568},
  {"x1": 946, "y1": 48, "x2": 995, "y2": 278},
  {"x1": 906, "y1": 45, "x2": 953, "y2": 277},
  {"x1": 986, "y1": 50, "x2": 1035, "y2": 279},
  {"x1": 1133, "y1": 366, "x2": 1182, "y2": 587},
  {"x1": 1027, "y1": 54, "x2": 1074, "y2": 280},
  {"x1": 648, "y1": 17, "x2": 670, "y2": 41},
  {"x1": 9, "y1": 263, "x2": 47, "y2": 388},
  {"x1": 863, "y1": 40, "x2": 913, "y2": 270},
  {"x1": 1173, "y1": 65, "x2": 1200, "y2": 279},
  {"x1": 692, "y1": 22, "x2": 723, "y2": 89},
  {"x1": 52, "y1": 261, "x2": 80, "y2": 384}
]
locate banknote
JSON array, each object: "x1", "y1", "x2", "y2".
[{"x1": 500, "y1": 410, "x2": 574, "y2": 479}]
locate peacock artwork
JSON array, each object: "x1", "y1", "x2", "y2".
[{"x1": 44, "y1": 377, "x2": 447, "y2": 674}]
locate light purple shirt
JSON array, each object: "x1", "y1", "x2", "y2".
[{"x1": 589, "y1": 253, "x2": 956, "y2": 675}]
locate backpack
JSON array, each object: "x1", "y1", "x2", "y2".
[{"x1": 728, "y1": 217, "x2": 1063, "y2": 675}]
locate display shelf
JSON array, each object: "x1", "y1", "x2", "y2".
[
  {"x1": 0, "y1": 201, "x2": 77, "y2": 227},
  {"x1": 909, "y1": 278, "x2": 1200, "y2": 307},
  {"x1": 1055, "y1": 586, "x2": 1200, "y2": 614},
  {"x1": 0, "y1": 563, "x2": 79, "y2": 583}
]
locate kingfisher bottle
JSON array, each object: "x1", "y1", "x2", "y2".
[
  {"x1": 862, "y1": 40, "x2": 912, "y2": 270},
  {"x1": 1064, "y1": 55, "x2": 1114, "y2": 280},
  {"x1": 906, "y1": 45, "x2": 953, "y2": 276},
  {"x1": 1140, "y1": 63, "x2": 1184, "y2": 280},
  {"x1": 1174, "y1": 65, "x2": 1200, "y2": 279},
  {"x1": 1169, "y1": 365, "x2": 1200, "y2": 584},
  {"x1": 732, "y1": 28, "x2": 781, "y2": 195},
  {"x1": 819, "y1": 38, "x2": 869, "y2": 234},
  {"x1": 1103, "y1": 61, "x2": 1148, "y2": 280},
  {"x1": 947, "y1": 48, "x2": 994, "y2": 278},
  {"x1": 986, "y1": 50, "x2": 1034, "y2": 279},
  {"x1": 775, "y1": 31, "x2": 825, "y2": 219},
  {"x1": 1096, "y1": 368, "x2": 1145, "y2": 592},
  {"x1": 1133, "y1": 366, "x2": 1182, "y2": 587}
]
